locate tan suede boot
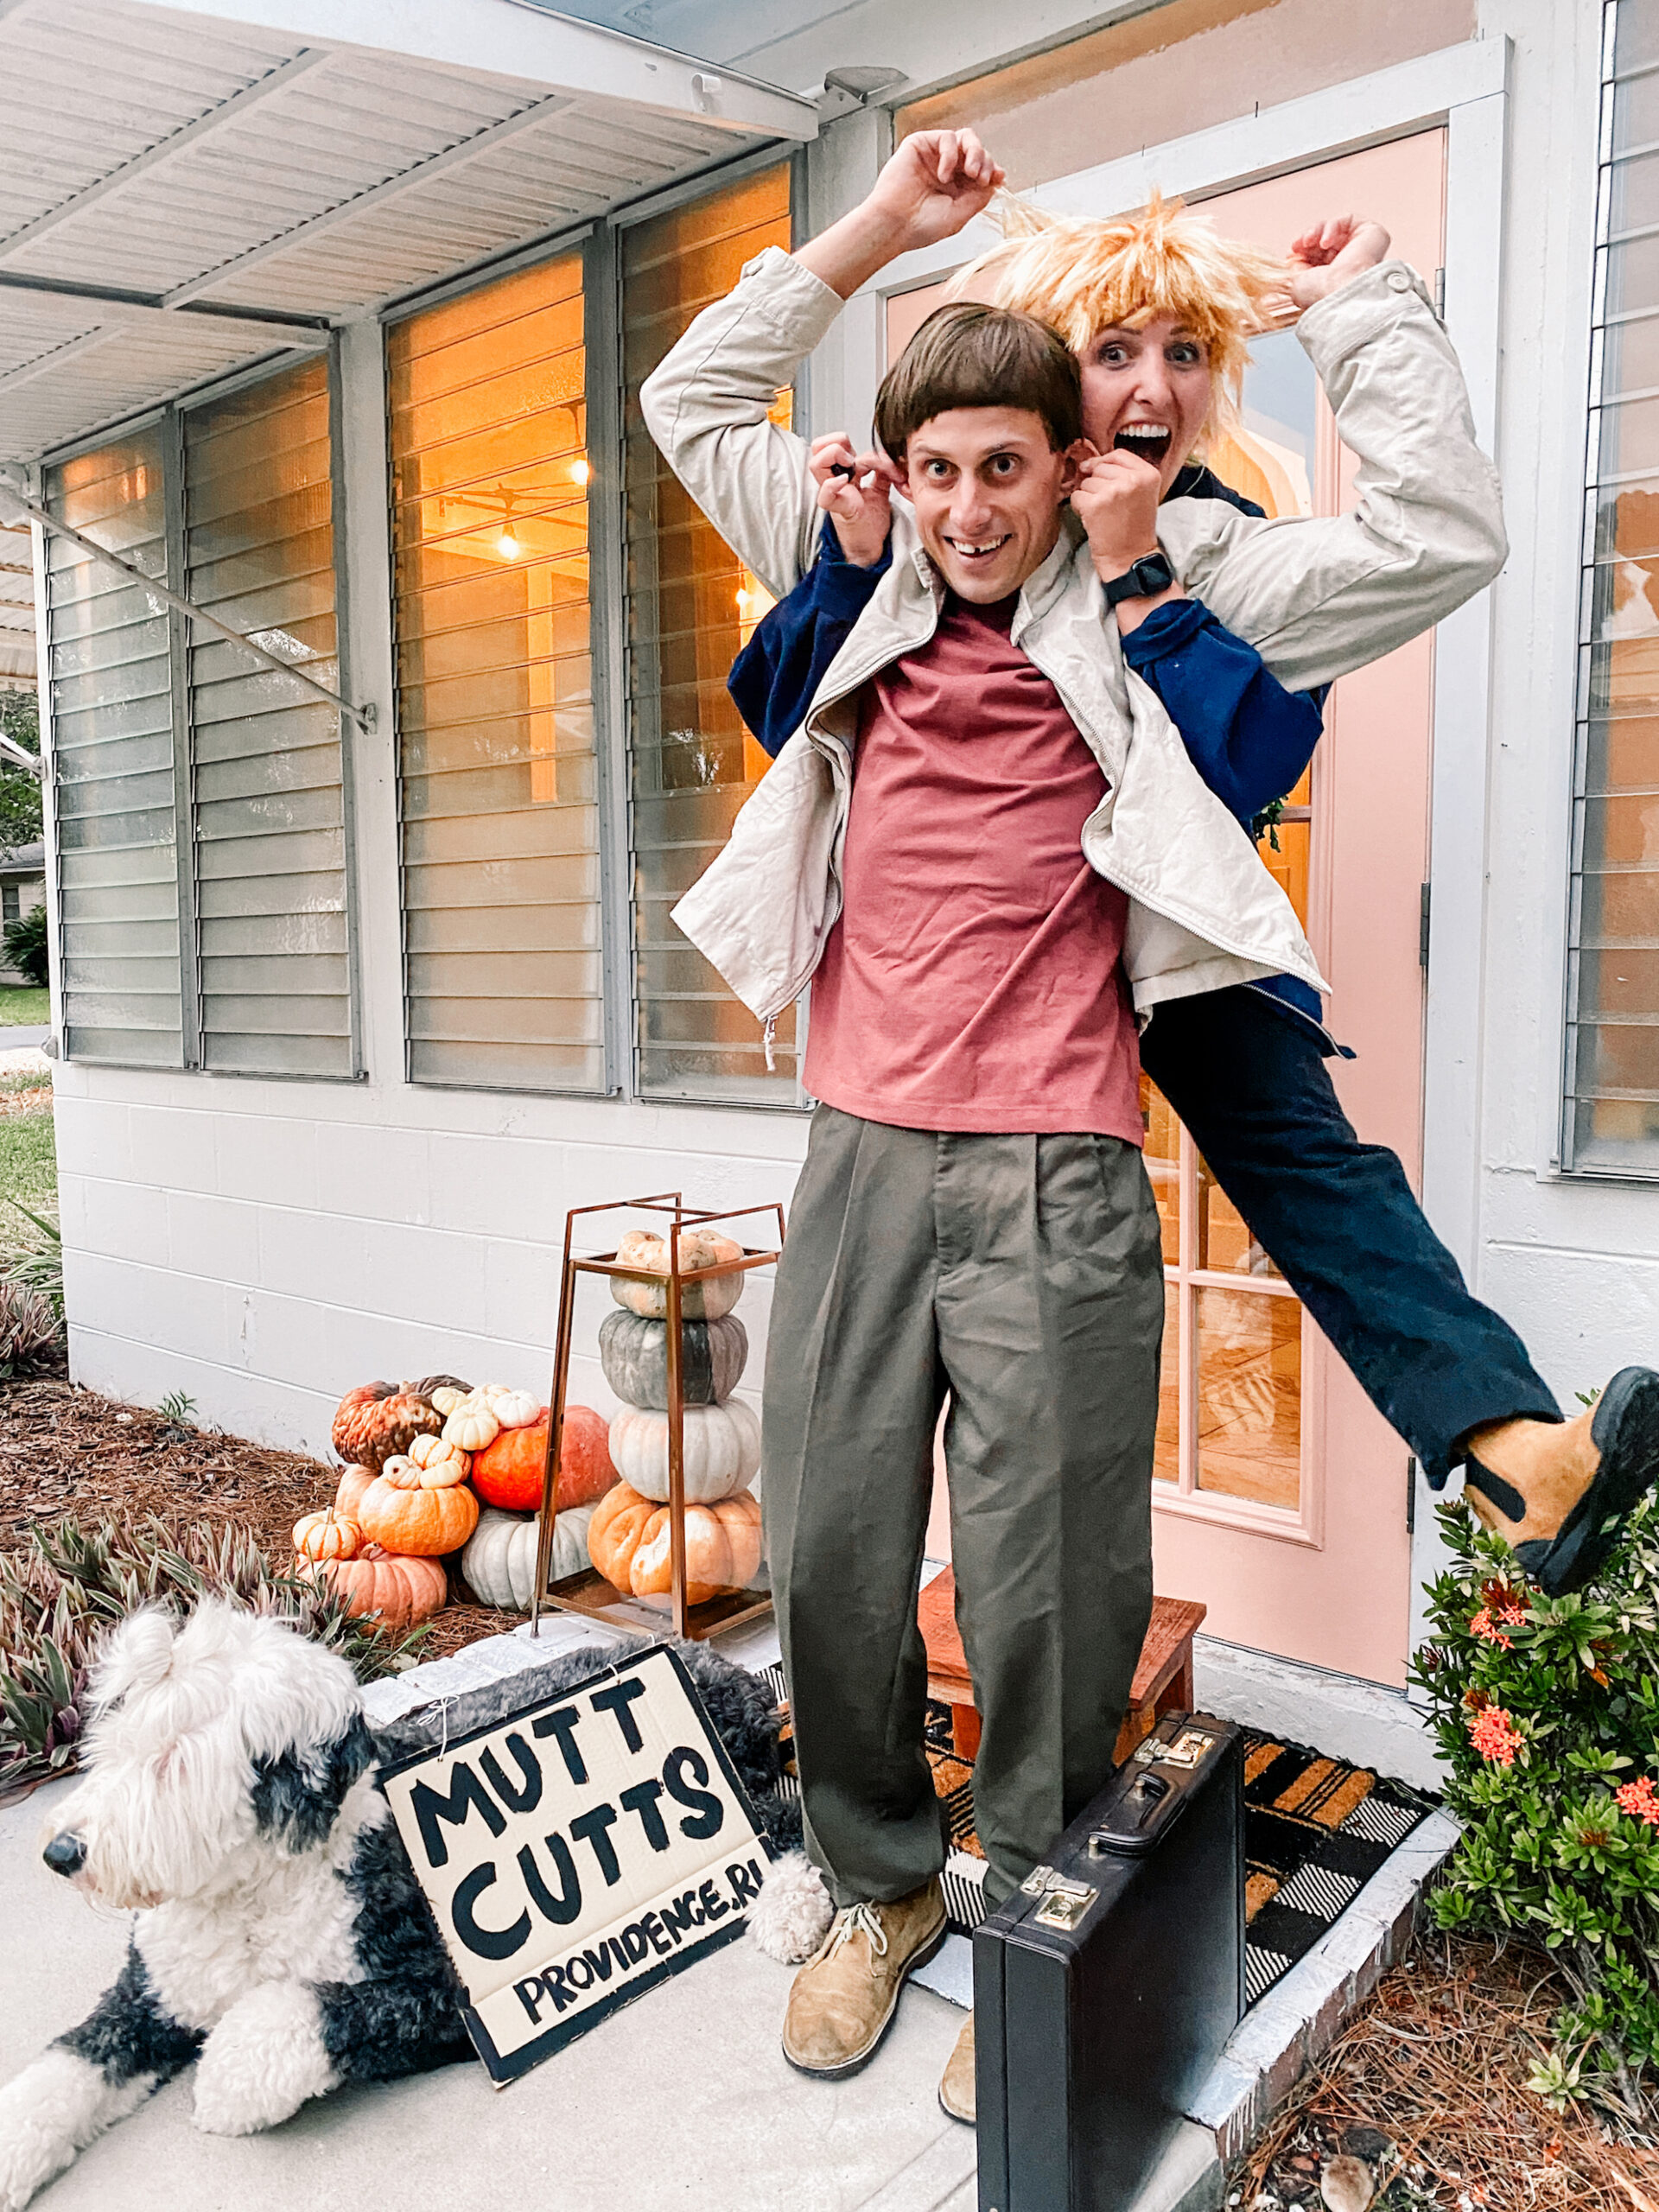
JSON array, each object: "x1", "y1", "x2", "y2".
[
  {"x1": 938, "y1": 2011, "x2": 975, "y2": 2125},
  {"x1": 781, "y1": 1879, "x2": 946, "y2": 2079},
  {"x1": 1463, "y1": 1368, "x2": 1659, "y2": 1595}
]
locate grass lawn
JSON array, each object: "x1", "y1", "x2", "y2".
[
  {"x1": 0, "y1": 1069, "x2": 55, "y2": 1265},
  {"x1": 0, "y1": 988, "x2": 48, "y2": 1027}
]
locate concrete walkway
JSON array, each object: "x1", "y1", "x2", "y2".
[{"x1": 2, "y1": 1769, "x2": 976, "y2": 2212}]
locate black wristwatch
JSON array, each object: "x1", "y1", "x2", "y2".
[{"x1": 1102, "y1": 550, "x2": 1176, "y2": 608}]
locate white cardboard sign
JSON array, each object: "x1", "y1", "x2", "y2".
[{"x1": 381, "y1": 1643, "x2": 772, "y2": 2081}]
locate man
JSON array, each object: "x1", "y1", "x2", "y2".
[
  {"x1": 639, "y1": 128, "x2": 1607, "y2": 2120},
  {"x1": 728, "y1": 181, "x2": 1659, "y2": 1604}
]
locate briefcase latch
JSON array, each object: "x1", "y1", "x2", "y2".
[{"x1": 1033, "y1": 1877, "x2": 1098, "y2": 1932}]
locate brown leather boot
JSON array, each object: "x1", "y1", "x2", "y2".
[
  {"x1": 1463, "y1": 1368, "x2": 1659, "y2": 1594},
  {"x1": 781, "y1": 1879, "x2": 946, "y2": 2079},
  {"x1": 938, "y1": 2011, "x2": 975, "y2": 2124}
]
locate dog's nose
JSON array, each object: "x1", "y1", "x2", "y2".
[{"x1": 42, "y1": 1832, "x2": 86, "y2": 1878}]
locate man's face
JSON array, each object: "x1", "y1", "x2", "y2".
[
  {"x1": 1076, "y1": 316, "x2": 1214, "y2": 497},
  {"x1": 900, "y1": 407, "x2": 1080, "y2": 602}
]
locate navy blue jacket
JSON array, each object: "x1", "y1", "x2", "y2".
[{"x1": 726, "y1": 464, "x2": 1328, "y2": 1027}]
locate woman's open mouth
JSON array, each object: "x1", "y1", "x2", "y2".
[{"x1": 1114, "y1": 425, "x2": 1172, "y2": 467}]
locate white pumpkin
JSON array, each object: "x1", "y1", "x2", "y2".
[
  {"x1": 461, "y1": 1503, "x2": 594, "y2": 1611},
  {"x1": 429, "y1": 1385, "x2": 467, "y2": 1417},
  {"x1": 407, "y1": 1431, "x2": 471, "y2": 1484},
  {"x1": 480, "y1": 1383, "x2": 541, "y2": 1429},
  {"x1": 442, "y1": 1390, "x2": 501, "y2": 1453},
  {"x1": 610, "y1": 1227, "x2": 746, "y2": 1322},
  {"x1": 607, "y1": 1397, "x2": 760, "y2": 1504}
]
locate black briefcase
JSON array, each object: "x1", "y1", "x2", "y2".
[{"x1": 974, "y1": 1713, "x2": 1244, "y2": 2212}]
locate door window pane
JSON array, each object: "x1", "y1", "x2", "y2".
[
  {"x1": 389, "y1": 254, "x2": 601, "y2": 1090},
  {"x1": 1568, "y1": 1, "x2": 1659, "y2": 1168},
  {"x1": 622, "y1": 165, "x2": 798, "y2": 1102},
  {"x1": 44, "y1": 430, "x2": 183, "y2": 1066},
  {"x1": 183, "y1": 358, "x2": 351, "y2": 1077},
  {"x1": 1195, "y1": 1287, "x2": 1301, "y2": 1507}
]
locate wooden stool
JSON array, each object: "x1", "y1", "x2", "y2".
[{"x1": 916, "y1": 1567, "x2": 1207, "y2": 1765}]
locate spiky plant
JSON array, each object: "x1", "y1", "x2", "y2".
[
  {"x1": 7, "y1": 1200, "x2": 62, "y2": 1323},
  {"x1": 0, "y1": 1281, "x2": 60, "y2": 1380},
  {"x1": 0, "y1": 1515, "x2": 430, "y2": 1802}
]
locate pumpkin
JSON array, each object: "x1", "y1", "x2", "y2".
[
  {"x1": 356, "y1": 1457, "x2": 480, "y2": 1556},
  {"x1": 293, "y1": 1508, "x2": 362, "y2": 1563},
  {"x1": 461, "y1": 1504, "x2": 595, "y2": 1611},
  {"x1": 470, "y1": 1402, "x2": 616, "y2": 1515},
  {"x1": 480, "y1": 1383, "x2": 541, "y2": 1430},
  {"x1": 410, "y1": 1372, "x2": 471, "y2": 1403},
  {"x1": 610, "y1": 1227, "x2": 747, "y2": 1322},
  {"x1": 608, "y1": 1397, "x2": 760, "y2": 1504},
  {"x1": 588, "y1": 1482, "x2": 762, "y2": 1606},
  {"x1": 442, "y1": 1391, "x2": 501, "y2": 1454},
  {"x1": 332, "y1": 1383, "x2": 442, "y2": 1471},
  {"x1": 598, "y1": 1310, "x2": 748, "y2": 1410},
  {"x1": 335, "y1": 1464, "x2": 375, "y2": 1518},
  {"x1": 301, "y1": 1547, "x2": 448, "y2": 1630},
  {"x1": 429, "y1": 1386, "x2": 467, "y2": 1418},
  {"x1": 406, "y1": 1432, "x2": 471, "y2": 1484}
]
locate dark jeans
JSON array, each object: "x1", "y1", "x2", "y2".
[{"x1": 1138, "y1": 986, "x2": 1560, "y2": 1487}]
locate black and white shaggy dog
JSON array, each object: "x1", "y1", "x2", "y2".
[{"x1": 0, "y1": 1601, "x2": 795, "y2": 2210}]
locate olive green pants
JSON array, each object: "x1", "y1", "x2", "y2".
[{"x1": 763, "y1": 1107, "x2": 1164, "y2": 1910}]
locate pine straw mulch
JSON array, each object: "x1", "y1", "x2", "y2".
[
  {"x1": 0, "y1": 1087, "x2": 52, "y2": 1117},
  {"x1": 0, "y1": 1376, "x2": 523, "y2": 1661},
  {"x1": 1233, "y1": 1929, "x2": 1659, "y2": 2212}
]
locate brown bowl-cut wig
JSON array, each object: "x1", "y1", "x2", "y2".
[{"x1": 874, "y1": 301, "x2": 1084, "y2": 466}]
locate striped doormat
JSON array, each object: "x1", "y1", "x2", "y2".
[{"x1": 919, "y1": 1702, "x2": 1435, "y2": 2007}]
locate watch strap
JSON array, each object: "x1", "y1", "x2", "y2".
[{"x1": 1103, "y1": 550, "x2": 1176, "y2": 608}]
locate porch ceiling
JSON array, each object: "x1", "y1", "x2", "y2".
[{"x1": 0, "y1": 0, "x2": 818, "y2": 465}]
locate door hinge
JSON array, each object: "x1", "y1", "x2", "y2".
[
  {"x1": 1419, "y1": 880, "x2": 1432, "y2": 969},
  {"x1": 1433, "y1": 265, "x2": 1446, "y2": 319}
]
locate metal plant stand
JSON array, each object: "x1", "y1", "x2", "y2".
[{"x1": 529, "y1": 1191, "x2": 783, "y2": 1643}]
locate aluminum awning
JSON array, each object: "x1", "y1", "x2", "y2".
[{"x1": 0, "y1": 0, "x2": 818, "y2": 464}]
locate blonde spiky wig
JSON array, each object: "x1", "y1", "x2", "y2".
[{"x1": 947, "y1": 190, "x2": 1293, "y2": 443}]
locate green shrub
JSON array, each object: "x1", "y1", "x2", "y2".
[
  {"x1": 0, "y1": 1516, "x2": 429, "y2": 1801},
  {"x1": 1414, "y1": 1497, "x2": 1659, "y2": 2122},
  {"x1": 3, "y1": 903, "x2": 48, "y2": 989}
]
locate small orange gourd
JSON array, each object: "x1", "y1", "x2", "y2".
[
  {"x1": 293, "y1": 1509, "x2": 362, "y2": 1563},
  {"x1": 355, "y1": 1455, "x2": 479, "y2": 1556}
]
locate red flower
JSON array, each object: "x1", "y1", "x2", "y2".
[
  {"x1": 1468, "y1": 1706, "x2": 1522, "y2": 1766},
  {"x1": 1616, "y1": 1777, "x2": 1659, "y2": 1827},
  {"x1": 1470, "y1": 1608, "x2": 1513, "y2": 1649}
]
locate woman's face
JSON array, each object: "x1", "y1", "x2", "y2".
[{"x1": 1076, "y1": 315, "x2": 1215, "y2": 496}]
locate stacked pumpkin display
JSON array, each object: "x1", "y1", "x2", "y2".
[
  {"x1": 587, "y1": 1228, "x2": 766, "y2": 1609},
  {"x1": 293, "y1": 1376, "x2": 619, "y2": 1628}
]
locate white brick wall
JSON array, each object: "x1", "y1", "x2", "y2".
[{"x1": 56, "y1": 1065, "x2": 805, "y2": 1457}]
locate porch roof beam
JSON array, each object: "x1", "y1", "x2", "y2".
[
  {"x1": 122, "y1": 0, "x2": 820, "y2": 142},
  {"x1": 0, "y1": 276, "x2": 326, "y2": 342},
  {"x1": 0, "y1": 46, "x2": 335, "y2": 264}
]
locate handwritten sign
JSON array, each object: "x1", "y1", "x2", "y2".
[{"x1": 381, "y1": 1643, "x2": 772, "y2": 2082}]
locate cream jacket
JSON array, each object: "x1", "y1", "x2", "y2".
[{"x1": 640, "y1": 245, "x2": 1505, "y2": 1025}]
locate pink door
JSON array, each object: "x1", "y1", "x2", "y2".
[{"x1": 912, "y1": 129, "x2": 1448, "y2": 1688}]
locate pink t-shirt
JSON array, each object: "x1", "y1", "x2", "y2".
[{"x1": 803, "y1": 592, "x2": 1142, "y2": 1141}]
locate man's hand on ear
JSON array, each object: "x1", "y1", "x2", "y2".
[
  {"x1": 1285, "y1": 216, "x2": 1393, "y2": 310},
  {"x1": 796, "y1": 130, "x2": 1007, "y2": 300}
]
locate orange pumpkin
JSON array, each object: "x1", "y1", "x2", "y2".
[
  {"x1": 332, "y1": 1383, "x2": 442, "y2": 1471},
  {"x1": 588, "y1": 1481, "x2": 762, "y2": 1606},
  {"x1": 301, "y1": 1546, "x2": 448, "y2": 1629},
  {"x1": 472, "y1": 1403, "x2": 616, "y2": 1514},
  {"x1": 293, "y1": 1509, "x2": 362, "y2": 1562},
  {"x1": 335, "y1": 1464, "x2": 376, "y2": 1520},
  {"x1": 355, "y1": 1455, "x2": 480, "y2": 1556}
]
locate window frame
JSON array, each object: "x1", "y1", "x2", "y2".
[
  {"x1": 37, "y1": 338, "x2": 365, "y2": 1082},
  {"x1": 1562, "y1": 0, "x2": 1659, "y2": 1178},
  {"x1": 377, "y1": 141, "x2": 813, "y2": 1110}
]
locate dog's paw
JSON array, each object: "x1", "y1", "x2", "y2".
[
  {"x1": 0, "y1": 2049, "x2": 154, "y2": 2209},
  {"x1": 747, "y1": 1849, "x2": 834, "y2": 1963},
  {"x1": 192, "y1": 1985, "x2": 337, "y2": 2138}
]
